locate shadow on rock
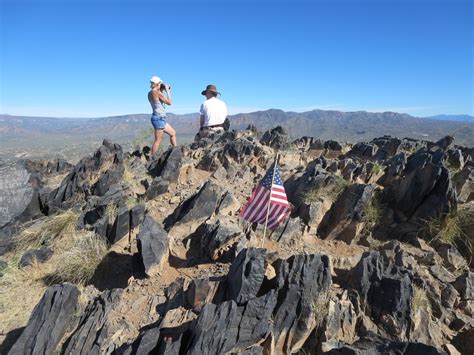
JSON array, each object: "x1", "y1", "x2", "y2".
[
  {"x1": 89, "y1": 251, "x2": 145, "y2": 291},
  {"x1": 0, "y1": 327, "x2": 25, "y2": 354}
]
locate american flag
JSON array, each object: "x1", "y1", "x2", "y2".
[{"x1": 240, "y1": 163, "x2": 290, "y2": 229}]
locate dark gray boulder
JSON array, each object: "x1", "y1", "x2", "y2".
[
  {"x1": 148, "y1": 146, "x2": 184, "y2": 182},
  {"x1": 260, "y1": 126, "x2": 289, "y2": 150},
  {"x1": 146, "y1": 177, "x2": 169, "y2": 199},
  {"x1": 350, "y1": 251, "x2": 413, "y2": 339},
  {"x1": 199, "y1": 220, "x2": 244, "y2": 262},
  {"x1": 48, "y1": 140, "x2": 124, "y2": 210},
  {"x1": 108, "y1": 206, "x2": 130, "y2": 244},
  {"x1": 63, "y1": 289, "x2": 122, "y2": 355},
  {"x1": 226, "y1": 248, "x2": 266, "y2": 304},
  {"x1": 451, "y1": 327, "x2": 474, "y2": 355},
  {"x1": 197, "y1": 138, "x2": 258, "y2": 172},
  {"x1": 452, "y1": 271, "x2": 473, "y2": 300},
  {"x1": 164, "y1": 181, "x2": 221, "y2": 231},
  {"x1": 187, "y1": 292, "x2": 277, "y2": 354},
  {"x1": 371, "y1": 136, "x2": 402, "y2": 160},
  {"x1": 325, "y1": 334, "x2": 444, "y2": 354},
  {"x1": 8, "y1": 283, "x2": 79, "y2": 355},
  {"x1": 19, "y1": 246, "x2": 53, "y2": 267},
  {"x1": 0, "y1": 162, "x2": 44, "y2": 229},
  {"x1": 130, "y1": 204, "x2": 145, "y2": 229},
  {"x1": 92, "y1": 166, "x2": 124, "y2": 197},
  {"x1": 377, "y1": 152, "x2": 407, "y2": 186},
  {"x1": 137, "y1": 215, "x2": 169, "y2": 276},
  {"x1": 272, "y1": 253, "x2": 332, "y2": 352},
  {"x1": 347, "y1": 142, "x2": 378, "y2": 159},
  {"x1": 318, "y1": 184, "x2": 374, "y2": 243},
  {"x1": 114, "y1": 327, "x2": 162, "y2": 355},
  {"x1": 382, "y1": 148, "x2": 457, "y2": 239},
  {"x1": 454, "y1": 160, "x2": 474, "y2": 203},
  {"x1": 434, "y1": 135, "x2": 454, "y2": 151}
]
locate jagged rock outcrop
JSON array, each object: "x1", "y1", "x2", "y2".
[
  {"x1": 187, "y1": 219, "x2": 245, "y2": 263},
  {"x1": 145, "y1": 177, "x2": 169, "y2": 199},
  {"x1": 164, "y1": 181, "x2": 223, "y2": 237},
  {"x1": 226, "y1": 248, "x2": 266, "y2": 304},
  {"x1": 2, "y1": 127, "x2": 473, "y2": 355},
  {"x1": 350, "y1": 251, "x2": 412, "y2": 340},
  {"x1": 147, "y1": 146, "x2": 184, "y2": 182},
  {"x1": 8, "y1": 283, "x2": 79, "y2": 355},
  {"x1": 48, "y1": 139, "x2": 124, "y2": 210},
  {"x1": 318, "y1": 184, "x2": 375, "y2": 243},
  {"x1": 63, "y1": 289, "x2": 122, "y2": 355},
  {"x1": 0, "y1": 161, "x2": 44, "y2": 229},
  {"x1": 382, "y1": 147, "x2": 457, "y2": 241},
  {"x1": 260, "y1": 126, "x2": 290, "y2": 150},
  {"x1": 454, "y1": 160, "x2": 474, "y2": 203}
]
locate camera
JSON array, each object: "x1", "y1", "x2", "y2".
[{"x1": 160, "y1": 83, "x2": 171, "y2": 91}]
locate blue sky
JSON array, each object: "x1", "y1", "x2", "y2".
[{"x1": 0, "y1": 0, "x2": 472, "y2": 117}]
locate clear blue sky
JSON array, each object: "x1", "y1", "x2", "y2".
[{"x1": 0, "y1": 0, "x2": 472, "y2": 117}]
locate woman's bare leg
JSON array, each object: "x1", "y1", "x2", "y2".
[
  {"x1": 164, "y1": 123, "x2": 177, "y2": 146},
  {"x1": 152, "y1": 129, "x2": 164, "y2": 155}
]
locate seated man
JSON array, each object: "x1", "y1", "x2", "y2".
[{"x1": 196, "y1": 84, "x2": 228, "y2": 141}]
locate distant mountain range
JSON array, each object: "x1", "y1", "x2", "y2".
[
  {"x1": 427, "y1": 114, "x2": 474, "y2": 123},
  {"x1": 1, "y1": 109, "x2": 473, "y2": 162}
]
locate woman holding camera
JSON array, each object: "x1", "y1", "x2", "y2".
[{"x1": 148, "y1": 76, "x2": 176, "y2": 155}]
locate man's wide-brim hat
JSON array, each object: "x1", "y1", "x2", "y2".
[{"x1": 201, "y1": 84, "x2": 220, "y2": 96}]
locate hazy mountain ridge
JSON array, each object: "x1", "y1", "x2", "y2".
[
  {"x1": 428, "y1": 114, "x2": 474, "y2": 123},
  {"x1": 1, "y1": 110, "x2": 473, "y2": 162}
]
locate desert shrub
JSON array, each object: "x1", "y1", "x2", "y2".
[
  {"x1": 401, "y1": 145, "x2": 418, "y2": 156},
  {"x1": 52, "y1": 232, "x2": 108, "y2": 285},
  {"x1": 361, "y1": 196, "x2": 383, "y2": 226},
  {"x1": 312, "y1": 289, "x2": 330, "y2": 329},
  {"x1": 330, "y1": 176, "x2": 352, "y2": 200},
  {"x1": 303, "y1": 185, "x2": 321, "y2": 204},
  {"x1": 371, "y1": 162, "x2": 384, "y2": 175},
  {"x1": 15, "y1": 210, "x2": 79, "y2": 250}
]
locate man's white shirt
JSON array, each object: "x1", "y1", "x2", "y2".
[{"x1": 200, "y1": 97, "x2": 228, "y2": 127}]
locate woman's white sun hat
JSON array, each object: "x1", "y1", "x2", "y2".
[{"x1": 150, "y1": 76, "x2": 162, "y2": 84}]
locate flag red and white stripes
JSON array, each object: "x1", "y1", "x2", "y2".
[{"x1": 240, "y1": 163, "x2": 290, "y2": 229}]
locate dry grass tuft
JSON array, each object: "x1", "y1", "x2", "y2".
[
  {"x1": 51, "y1": 232, "x2": 108, "y2": 285},
  {"x1": 0, "y1": 258, "x2": 51, "y2": 336},
  {"x1": 312, "y1": 289, "x2": 330, "y2": 329},
  {"x1": 15, "y1": 210, "x2": 79, "y2": 250},
  {"x1": 303, "y1": 176, "x2": 351, "y2": 204},
  {"x1": 122, "y1": 163, "x2": 142, "y2": 191},
  {"x1": 105, "y1": 203, "x2": 117, "y2": 222},
  {"x1": 422, "y1": 204, "x2": 474, "y2": 265},
  {"x1": 425, "y1": 213, "x2": 462, "y2": 245},
  {"x1": 411, "y1": 285, "x2": 430, "y2": 317}
]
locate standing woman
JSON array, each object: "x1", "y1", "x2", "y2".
[{"x1": 148, "y1": 76, "x2": 177, "y2": 155}]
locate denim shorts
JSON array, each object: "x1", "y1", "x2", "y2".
[{"x1": 151, "y1": 115, "x2": 166, "y2": 130}]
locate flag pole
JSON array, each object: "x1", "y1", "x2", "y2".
[{"x1": 261, "y1": 153, "x2": 279, "y2": 248}]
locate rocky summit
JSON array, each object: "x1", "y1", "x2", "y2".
[{"x1": 0, "y1": 126, "x2": 473, "y2": 355}]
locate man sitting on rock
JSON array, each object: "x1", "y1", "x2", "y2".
[{"x1": 195, "y1": 84, "x2": 228, "y2": 141}]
